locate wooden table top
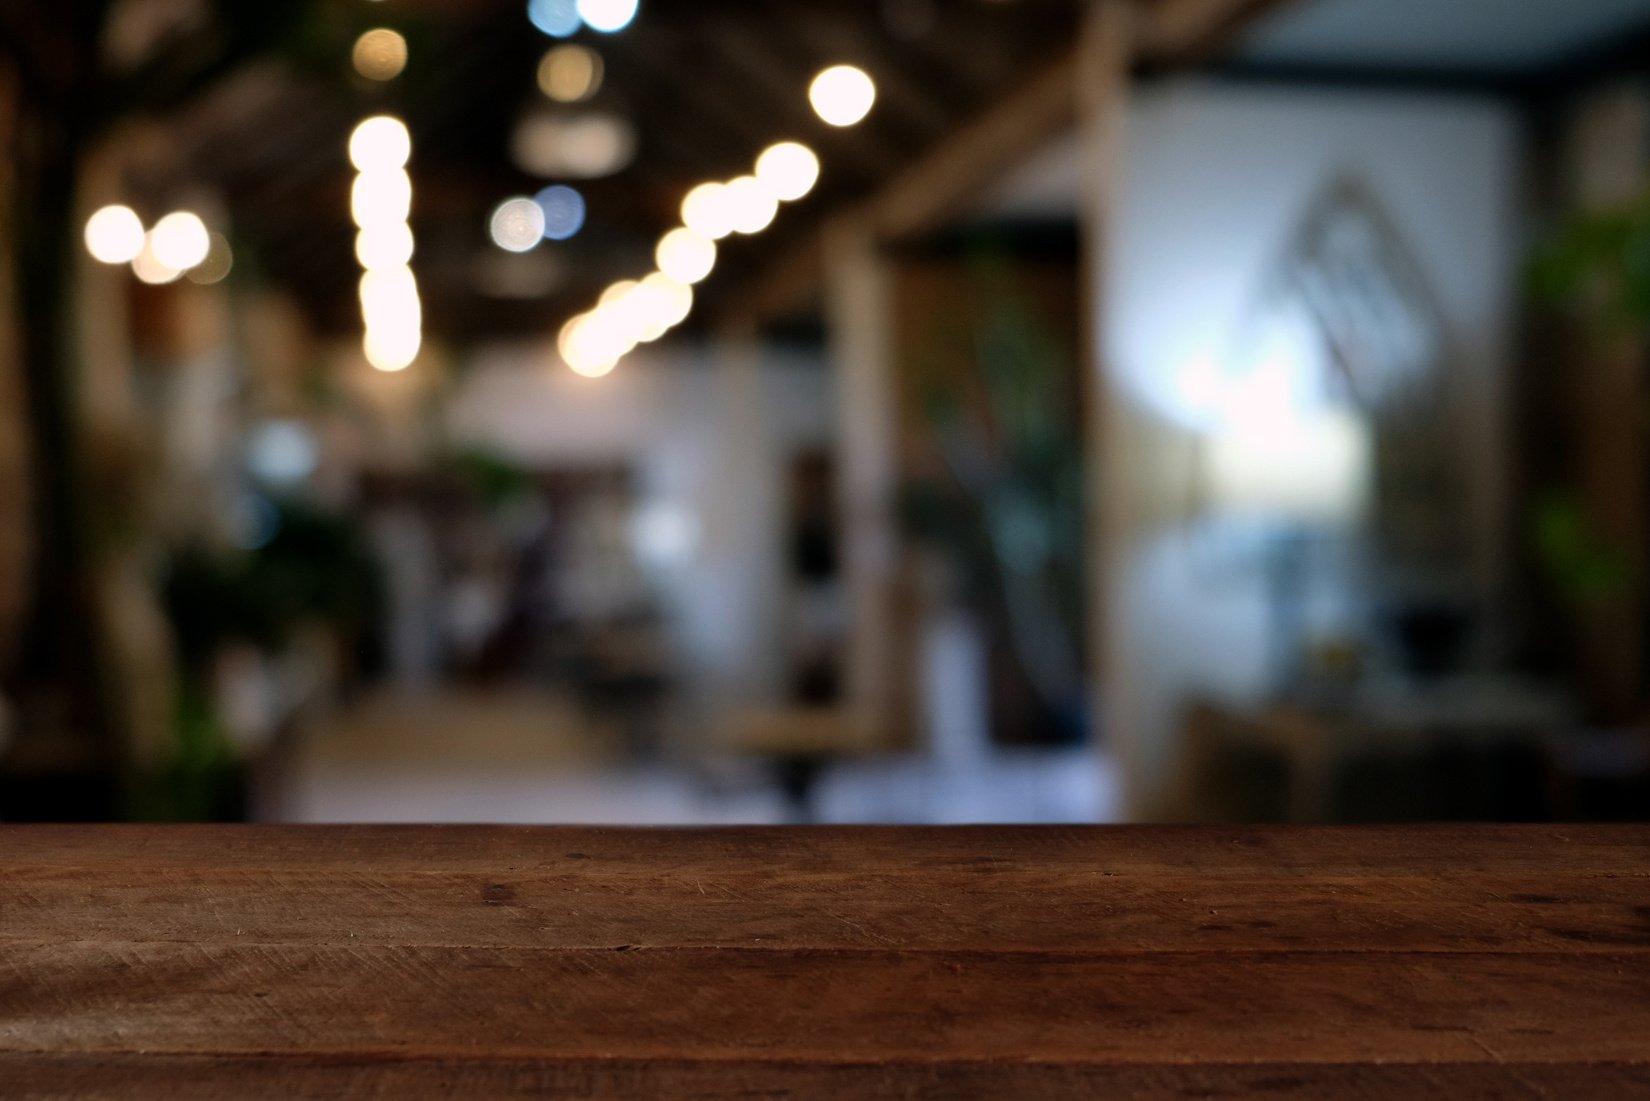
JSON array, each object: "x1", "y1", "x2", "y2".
[{"x1": 5, "y1": 824, "x2": 1650, "y2": 1099}]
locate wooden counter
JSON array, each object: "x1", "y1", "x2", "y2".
[{"x1": 5, "y1": 825, "x2": 1650, "y2": 1098}]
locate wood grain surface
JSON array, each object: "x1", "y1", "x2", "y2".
[{"x1": 3, "y1": 825, "x2": 1649, "y2": 1098}]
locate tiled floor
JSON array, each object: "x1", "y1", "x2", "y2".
[{"x1": 269, "y1": 688, "x2": 1119, "y2": 824}]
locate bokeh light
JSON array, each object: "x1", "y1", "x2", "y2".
[
  {"x1": 642, "y1": 272, "x2": 693, "y2": 329},
  {"x1": 185, "y1": 232, "x2": 234, "y2": 285},
  {"x1": 620, "y1": 279, "x2": 675, "y2": 342},
  {"x1": 681, "y1": 182, "x2": 736, "y2": 241},
  {"x1": 755, "y1": 142, "x2": 820, "y2": 202},
  {"x1": 535, "y1": 185, "x2": 586, "y2": 240},
  {"x1": 246, "y1": 420, "x2": 319, "y2": 485},
  {"x1": 131, "y1": 234, "x2": 183, "y2": 284},
  {"x1": 359, "y1": 265, "x2": 421, "y2": 328},
  {"x1": 355, "y1": 223, "x2": 415, "y2": 270},
  {"x1": 576, "y1": 0, "x2": 639, "y2": 33},
  {"x1": 528, "y1": 0, "x2": 581, "y2": 37},
  {"x1": 364, "y1": 325, "x2": 421, "y2": 372},
  {"x1": 512, "y1": 112, "x2": 636, "y2": 178},
  {"x1": 489, "y1": 197, "x2": 546, "y2": 252},
  {"x1": 360, "y1": 264, "x2": 422, "y2": 372},
  {"x1": 558, "y1": 313, "x2": 626, "y2": 377},
  {"x1": 724, "y1": 176, "x2": 779, "y2": 235},
  {"x1": 351, "y1": 168, "x2": 413, "y2": 229},
  {"x1": 149, "y1": 211, "x2": 210, "y2": 271},
  {"x1": 600, "y1": 279, "x2": 639, "y2": 307},
  {"x1": 84, "y1": 205, "x2": 145, "y2": 265},
  {"x1": 352, "y1": 28, "x2": 408, "y2": 81},
  {"x1": 348, "y1": 116, "x2": 411, "y2": 172},
  {"x1": 809, "y1": 64, "x2": 876, "y2": 127},
  {"x1": 538, "y1": 44, "x2": 603, "y2": 103},
  {"x1": 655, "y1": 227, "x2": 716, "y2": 284}
]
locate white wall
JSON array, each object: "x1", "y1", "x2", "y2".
[
  {"x1": 442, "y1": 339, "x2": 836, "y2": 730},
  {"x1": 1093, "y1": 82, "x2": 1523, "y2": 817}
]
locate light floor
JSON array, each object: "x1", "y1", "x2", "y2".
[{"x1": 268, "y1": 687, "x2": 1119, "y2": 825}]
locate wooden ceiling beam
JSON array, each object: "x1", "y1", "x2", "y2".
[
  {"x1": 871, "y1": 49, "x2": 1081, "y2": 243},
  {"x1": 1136, "y1": 0, "x2": 1299, "y2": 64},
  {"x1": 720, "y1": 0, "x2": 1301, "y2": 328}
]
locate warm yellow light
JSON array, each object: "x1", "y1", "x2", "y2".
[
  {"x1": 84, "y1": 204, "x2": 145, "y2": 264},
  {"x1": 355, "y1": 223, "x2": 415, "y2": 270},
  {"x1": 359, "y1": 265, "x2": 421, "y2": 331},
  {"x1": 809, "y1": 64, "x2": 876, "y2": 127},
  {"x1": 185, "y1": 232, "x2": 234, "y2": 285},
  {"x1": 642, "y1": 272, "x2": 693, "y2": 329},
  {"x1": 131, "y1": 234, "x2": 183, "y2": 284},
  {"x1": 655, "y1": 227, "x2": 716, "y2": 284},
  {"x1": 755, "y1": 142, "x2": 820, "y2": 202},
  {"x1": 364, "y1": 325, "x2": 421, "y2": 372},
  {"x1": 616, "y1": 278, "x2": 684, "y2": 343},
  {"x1": 349, "y1": 116, "x2": 411, "y2": 172},
  {"x1": 150, "y1": 211, "x2": 210, "y2": 270},
  {"x1": 600, "y1": 279, "x2": 638, "y2": 307},
  {"x1": 680, "y1": 182, "x2": 736, "y2": 241},
  {"x1": 352, "y1": 28, "x2": 407, "y2": 81},
  {"x1": 724, "y1": 176, "x2": 778, "y2": 235},
  {"x1": 351, "y1": 168, "x2": 412, "y2": 229},
  {"x1": 558, "y1": 313, "x2": 624, "y2": 378},
  {"x1": 538, "y1": 44, "x2": 603, "y2": 103}
]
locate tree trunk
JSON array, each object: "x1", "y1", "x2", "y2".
[{"x1": 2, "y1": 12, "x2": 124, "y2": 800}]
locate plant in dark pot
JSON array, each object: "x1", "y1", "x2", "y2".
[{"x1": 148, "y1": 498, "x2": 383, "y2": 820}]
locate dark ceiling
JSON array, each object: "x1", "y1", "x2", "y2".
[{"x1": 164, "y1": 0, "x2": 1087, "y2": 343}]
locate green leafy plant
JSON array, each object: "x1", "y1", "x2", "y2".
[
  {"x1": 1526, "y1": 191, "x2": 1650, "y2": 608},
  {"x1": 897, "y1": 256, "x2": 1086, "y2": 738}
]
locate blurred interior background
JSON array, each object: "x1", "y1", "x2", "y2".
[{"x1": 4, "y1": 0, "x2": 1650, "y2": 824}]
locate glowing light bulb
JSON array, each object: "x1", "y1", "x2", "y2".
[
  {"x1": 359, "y1": 266, "x2": 421, "y2": 330},
  {"x1": 755, "y1": 141, "x2": 820, "y2": 202},
  {"x1": 724, "y1": 176, "x2": 778, "y2": 235},
  {"x1": 558, "y1": 312, "x2": 625, "y2": 377},
  {"x1": 131, "y1": 234, "x2": 182, "y2": 284},
  {"x1": 681, "y1": 182, "x2": 736, "y2": 241},
  {"x1": 528, "y1": 0, "x2": 580, "y2": 36},
  {"x1": 616, "y1": 279, "x2": 678, "y2": 343},
  {"x1": 364, "y1": 325, "x2": 421, "y2": 372},
  {"x1": 535, "y1": 185, "x2": 585, "y2": 240},
  {"x1": 489, "y1": 197, "x2": 545, "y2": 252},
  {"x1": 355, "y1": 223, "x2": 415, "y2": 270},
  {"x1": 809, "y1": 64, "x2": 876, "y2": 127},
  {"x1": 149, "y1": 211, "x2": 211, "y2": 270},
  {"x1": 642, "y1": 272, "x2": 692, "y2": 329},
  {"x1": 655, "y1": 227, "x2": 716, "y2": 285},
  {"x1": 600, "y1": 279, "x2": 638, "y2": 307},
  {"x1": 351, "y1": 168, "x2": 413, "y2": 229},
  {"x1": 538, "y1": 44, "x2": 603, "y2": 102},
  {"x1": 84, "y1": 205, "x2": 145, "y2": 264},
  {"x1": 576, "y1": 0, "x2": 638, "y2": 33},
  {"x1": 349, "y1": 116, "x2": 411, "y2": 171},
  {"x1": 352, "y1": 28, "x2": 407, "y2": 81}
]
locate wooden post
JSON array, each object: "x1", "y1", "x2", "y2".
[
  {"x1": 823, "y1": 219, "x2": 901, "y2": 747},
  {"x1": 1564, "y1": 87, "x2": 1649, "y2": 724},
  {"x1": 1078, "y1": 0, "x2": 1138, "y2": 808}
]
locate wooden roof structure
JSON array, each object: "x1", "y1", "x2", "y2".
[{"x1": 156, "y1": 0, "x2": 1283, "y2": 341}]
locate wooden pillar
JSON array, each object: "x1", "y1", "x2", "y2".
[
  {"x1": 1565, "y1": 87, "x2": 1649, "y2": 724},
  {"x1": 0, "y1": 64, "x2": 30, "y2": 677},
  {"x1": 1077, "y1": 0, "x2": 1138, "y2": 808},
  {"x1": 823, "y1": 219, "x2": 901, "y2": 746}
]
